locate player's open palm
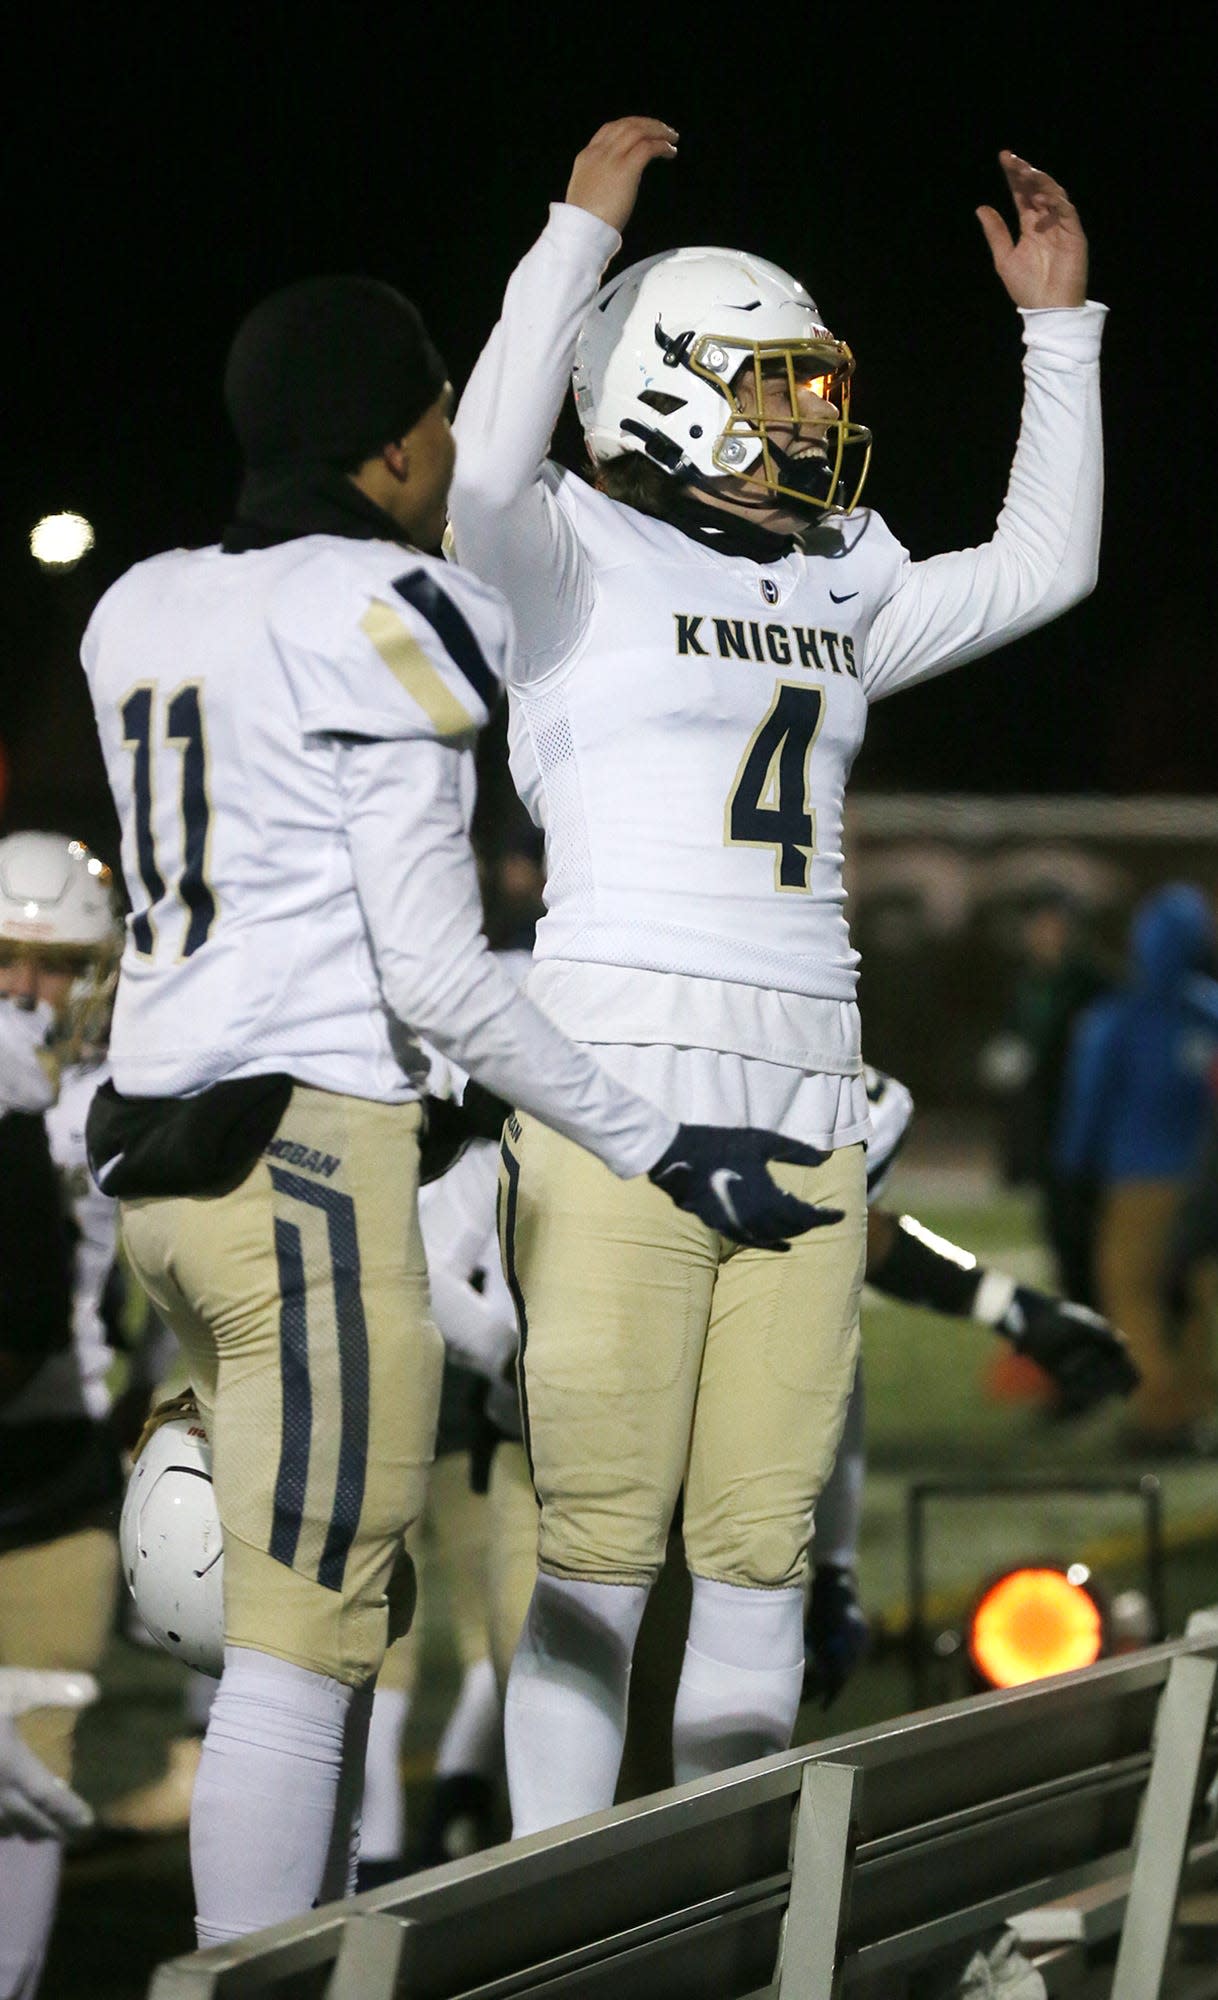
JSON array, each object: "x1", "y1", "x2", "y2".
[
  {"x1": 976, "y1": 150, "x2": 1088, "y2": 309},
  {"x1": 566, "y1": 117, "x2": 678, "y2": 234}
]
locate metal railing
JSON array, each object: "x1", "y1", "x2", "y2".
[{"x1": 148, "y1": 1630, "x2": 1218, "y2": 2000}]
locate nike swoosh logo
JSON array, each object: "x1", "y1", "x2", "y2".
[
  {"x1": 709, "y1": 1167, "x2": 743, "y2": 1231},
  {"x1": 829, "y1": 589, "x2": 859, "y2": 604}
]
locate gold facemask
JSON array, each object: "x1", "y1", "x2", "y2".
[{"x1": 688, "y1": 335, "x2": 872, "y2": 514}]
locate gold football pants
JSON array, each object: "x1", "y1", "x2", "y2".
[
  {"x1": 499, "y1": 1118, "x2": 866, "y2": 1590},
  {"x1": 0, "y1": 1526, "x2": 118, "y2": 1780},
  {"x1": 120, "y1": 1088, "x2": 441, "y2": 1687}
]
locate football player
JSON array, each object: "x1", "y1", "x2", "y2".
[
  {"x1": 447, "y1": 117, "x2": 1104, "y2": 1830},
  {"x1": 78, "y1": 282, "x2": 828, "y2": 1944},
  {"x1": 0, "y1": 832, "x2": 122, "y2": 2000}
]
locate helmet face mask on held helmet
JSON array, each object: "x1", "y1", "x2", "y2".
[{"x1": 573, "y1": 246, "x2": 872, "y2": 518}]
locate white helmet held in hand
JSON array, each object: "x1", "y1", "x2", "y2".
[
  {"x1": 119, "y1": 1412, "x2": 224, "y2": 1678},
  {"x1": 572, "y1": 246, "x2": 871, "y2": 516}
]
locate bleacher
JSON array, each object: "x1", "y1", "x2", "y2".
[{"x1": 147, "y1": 1624, "x2": 1218, "y2": 2000}]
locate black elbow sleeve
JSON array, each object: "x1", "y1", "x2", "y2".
[{"x1": 867, "y1": 1214, "x2": 983, "y2": 1318}]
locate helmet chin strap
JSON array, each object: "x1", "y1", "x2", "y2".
[
  {"x1": 618, "y1": 416, "x2": 838, "y2": 519},
  {"x1": 613, "y1": 423, "x2": 834, "y2": 561}
]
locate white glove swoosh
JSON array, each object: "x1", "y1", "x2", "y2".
[{"x1": 709, "y1": 1167, "x2": 744, "y2": 1233}]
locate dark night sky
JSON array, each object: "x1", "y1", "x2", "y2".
[{"x1": 3, "y1": 7, "x2": 1215, "y2": 861}]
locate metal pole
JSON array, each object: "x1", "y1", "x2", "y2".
[
  {"x1": 775, "y1": 1762, "x2": 859, "y2": 1999},
  {"x1": 1111, "y1": 1653, "x2": 1217, "y2": 2000}
]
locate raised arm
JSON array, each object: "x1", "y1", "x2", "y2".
[
  {"x1": 863, "y1": 152, "x2": 1104, "y2": 701},
  {"x1": 449, "y1": 118, "x2": 678, "y2": 681}
]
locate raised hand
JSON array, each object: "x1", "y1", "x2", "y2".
[
  {"x1": 565, "y1": 116, "x2": 679, "y2": 234},
  {"x1": 976, "y1": 150, "x2": 1088, "y2": 310}
]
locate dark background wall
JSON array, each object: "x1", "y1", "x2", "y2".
[{"x1": 2, "y1": 6, "x2": 1214, "y2": 864}]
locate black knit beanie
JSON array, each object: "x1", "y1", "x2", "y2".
[{"x1": 223, "y1": 275, "x2": 448, "y2": 471}]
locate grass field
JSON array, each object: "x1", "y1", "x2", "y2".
[{"x1": 41, "y1": 1153, "x2": 1218, "y2": 1999}]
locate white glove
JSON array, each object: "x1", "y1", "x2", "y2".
[{"x1": 0, "y1": 1669, "x2": 98, "y2": 1839}]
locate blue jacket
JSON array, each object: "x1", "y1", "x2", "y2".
[{"x1": 1054, "y1": 884, "x2": 1218, "y2": 1184}]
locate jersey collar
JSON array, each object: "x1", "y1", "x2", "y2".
[{"x1": 221, "y1": 464, "x2": 408, "y2": 553}]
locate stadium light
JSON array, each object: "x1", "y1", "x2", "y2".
[
  {"x1": 30, "y1": 512, "x2": 95, "y2": 572},
  {"x1": 966, "y1": 1563, "x2": 1106, "y2": 1690}
]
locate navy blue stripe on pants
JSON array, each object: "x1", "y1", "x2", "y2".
[
  {"x1": 498, "y1": 1138, "x2": 537, "y2": 1493},
  {"x1": 269, "y1": 1167, "x2": 370, "y2": 1593},
  {"x1": 270, "y1": 1215, "x2": 310, "y2": 1567}
]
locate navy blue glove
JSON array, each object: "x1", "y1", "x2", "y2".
[
  {"x1": 998, "y1": 1287, "x2": 1140, "y2": 1418},
  {"x1": 804, "y1": 1564, "x2": 870, "y2": 1708},
  {"x1": 648, "y1": 1126, "x2": 843, "y2": 1249}
]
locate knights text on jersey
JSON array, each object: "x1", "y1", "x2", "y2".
[
  {"x1": 509, "y1": 474, "x2": 903, "y2": 1009},
  {"x1": 81, "y1": 536, "x2": 509, "y2": 1102}
]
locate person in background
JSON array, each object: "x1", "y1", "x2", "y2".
[
  {"x1": 980, "y1": 885, "x2": 1112, "y2": 1311},
  {"x1": 0, "y1": 830, "x2": 122, "y2": 2000},
  {"x1": 1055, "y1": 882, "x2": 1218, "y2": 1453}
]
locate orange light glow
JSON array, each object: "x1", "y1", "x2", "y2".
[{"x1": 968, "y1": 1567, "x2": 1104, "y2": 1689}]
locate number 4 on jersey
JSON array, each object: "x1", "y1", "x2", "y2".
[
  {"x1": 725, "y1": 682, "x2": 824, "y2": 891},
  {"x1": 120, "y1": 683, "x2": 216, "y2": 958}
]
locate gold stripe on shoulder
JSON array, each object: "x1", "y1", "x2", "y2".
[{"x1": 360, "y1": 601, "x2": 475, "y2": 738}]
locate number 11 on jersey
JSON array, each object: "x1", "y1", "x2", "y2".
[
  {"x1": 725, "y1": 682, "x2": 824, "y2": 892},
  {"x1": 120, "y1": 683, "x2": 217, "y2": 958}
]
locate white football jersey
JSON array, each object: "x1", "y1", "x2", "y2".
[
  {"x1": 507, "y1": 472, "x2": 900, "y2": 1004},
  {"x1": 3, "y1": 1059, "x2": 118, "y2": 1424},
  {"x1": 82, "y1": 537, "x2": 507, "y2": 1103}
]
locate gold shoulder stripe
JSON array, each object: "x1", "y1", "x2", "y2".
[{"x1": 360, "y1": 601, "x2": 476, "y2": 739}]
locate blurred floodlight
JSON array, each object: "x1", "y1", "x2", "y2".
[
  {"x1": 30, "y1": 512, "x2": 95, "y2": 571},
  {"x1": 967, "y1": 1565, "x2": 1105, "y2": 1689}
]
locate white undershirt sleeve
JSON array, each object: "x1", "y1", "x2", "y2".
[
  {"x1": 449, "y1": 203, "x2": 621, "y2": 680},
  {"x1": 333, "y1": 733, "x2": 676, "y2": 1178},
  {"x1": 862, "y1": 302, "x2": 1106, "y2": 702}
]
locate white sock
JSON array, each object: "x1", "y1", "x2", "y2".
[
  {"x1": 672, "y1": 1576, "x2": 806, "y2": 1785},
  {"x1": 358, "y1": 1687, "x2": 411, "y2": 1866},
  {"x1": 0, "y1": 1834, "x2": 62, "y2": 2000},
  {"x1": 504, "y1": 1574, "x2": 649, "y2": 1836},
  {"x1": 191, "y1": 1645, "x2": 368, "y2": 1944},
  {"x1": 435, "y1": 1657, "x2": 501, "y2": 1781}
]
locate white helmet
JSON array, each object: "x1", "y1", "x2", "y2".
[
  {"x1": 119, "y1": 1414, "x2": 224, "y2": 1678},
  {"x1": 573, "y1": 247, "x2": 871, "y2": 515},
  {"x1": 0, "y1": 832, "x2": 121, "y2": 1052},
  {"x1": 0, "y1": 832, "x2": 118, "y2": 951}
]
